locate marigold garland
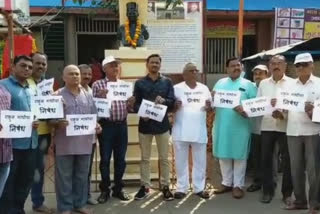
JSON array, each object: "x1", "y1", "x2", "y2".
[{"x1": 125, "y1": 18, "x2": 141, "y2": 48}]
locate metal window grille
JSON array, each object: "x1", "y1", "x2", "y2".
[
  {"x1": 206, "y1": 38, "x2": 237, "y2": 73},
  {"x1": 76, "y1": 16, "x2": 118, "y2": 35}
]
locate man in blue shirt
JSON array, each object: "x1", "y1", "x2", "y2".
[{"x1": 0, "y1": 55, "x2": 39, "y2": 214}]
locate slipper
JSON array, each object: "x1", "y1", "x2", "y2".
[{"x1": 283, "y1": 203, "x2": 308, "y2": 210}]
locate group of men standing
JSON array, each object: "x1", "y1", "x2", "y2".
[
  {"x1": 213, "y1": 53, "x2": 320, "y2": 214},
  {"x1": 0, "y1": 51, "x2": 319, "y2": 214}
]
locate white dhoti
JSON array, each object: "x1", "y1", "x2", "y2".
[{"x1": 174, "y1": 141, "x2": 207, "y2": 193}]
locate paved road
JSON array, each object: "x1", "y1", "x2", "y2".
[{"x1": 25, "y1": 186, "x2": 305, "y2": 214}]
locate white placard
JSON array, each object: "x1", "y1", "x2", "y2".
[
  {"x1": 242, "y1": 97, "x2": 274, "y2": 117},
  {"x1": 312, "y1": 100, "x2": 320, "y2": 122},
  {"x1": 180, "y1": 90, "x2": 206, "y2": 109},
  {"x1": 276, "y1": 91, "x2": 306, "y2": 112},
  {"x1": 93, "y1": 98, "x2": 111, "y2": 118},
  {"x1": 31, "y1": 96, "x2": 64, "y2": 119},
  {"x1": 0, "y1": 110, "x2": 33, "y2": 138},
  {"x1": 213, "y1": 90, "x2": 241, "y2": 108},
  {"x1": 37, "y1": 78, "x2": 54, "y2": 96},
  {"x1": 137, "y1": 99, "x2": 168, "y2": 122},
  {"x1": 107, "y1": 82, "x2": 133, "y2": 101},
  {"x1": 66, "y1": 114, "x2": 97, "y2": 136}
]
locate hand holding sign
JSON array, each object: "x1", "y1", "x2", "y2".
[
  {"x1": 107, "y1": 82, "x2": 133, "y2": 101},
  {"x1": 138, "y1": 99, "x2": 168, "y2": 122},
  {"x1": 31, "y1": 96, "x2": 64, "y2": 119},
  {"x1": 66, "y1": 114, "x2": 97, "y2": 136},
  {"x1": 37, "y1": 78, "x2": 54, "y2": 96},
  {"x1": 0, "y1": 111, "x2": 33, "y2": 138},
  {"x1": 312, "y1": 100, "x2": 320, "y2": 122},
  {"x1": 213, "y1": 90, "x2": 241, "y2": 109},
  {"x1": 242, "y1": 97, "x2": 273, "y2": 117},
  {"x1": 93, "y1": 98, "x2": 111, "y2": 118},
  {"x1": 276, "y1": 91, "x2": 306, "y2": 112}
]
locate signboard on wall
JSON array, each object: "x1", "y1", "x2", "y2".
[
  {"x1": 0, "y1": 0, "x2": 30, "y2": 26},
  {"x1": 274, "y1": 8, "x2": 320, "y2": 47},
  {"x1": 145, "y1": 0, "x2": 203, "y2": 74},
  {"x1": 206, "y1": 21, "x2": 256, "y2": 38}
]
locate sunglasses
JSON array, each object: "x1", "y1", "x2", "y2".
[{"x1": 295, "y1": 62, "x2": 310, "y2": 68}]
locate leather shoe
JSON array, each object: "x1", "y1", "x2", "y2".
[
  {"x1": 232, "y1": 187, "x2": 244, "y2": 199},
  {"x1": 112, "y1": 191, "x2": 131, "y2": 201},
  {"x1": 213, "y1": 185, "x2": 232, "y2": 194},
  {"x1": 246, "y1": 183, "x2": 261, "y2": 192},
  {"x1": 260, "y1": 194, "x2": 273, "y2": 203},
  {"x1": 97, "y1": 192, "x2": 110, "y2": 204},
  {"x1": 174, "y1": 192, "x2": 186, "y2": 199}
]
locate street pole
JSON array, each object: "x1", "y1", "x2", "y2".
[
  {"x1": 7, "y1": 11, "x2": 14, "y2": 68},
  {"x1": 238, "y1": 0, "x2": 244, "y2": 58}
]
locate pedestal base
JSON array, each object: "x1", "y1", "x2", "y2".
[{"x1": 105, "y1": 47, "x2": 160, "y2": 79}]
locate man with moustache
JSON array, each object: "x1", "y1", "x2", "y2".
[
  {"x1": 0, "y1": 55, "x2": 40, "y2": 214},
  {"x1": 286, "y1": 53, "x2": 320, "y2": 213},
  {"x1": 79, "y1": 64, "x2": 98, "y2": 205},
  {"x1": 247, "y1": 65, "x2": 268, "y2": 193},
  {"x1": 257, "y1": 55, "x2": 293, "y2": 204},
  {"x1": 28, "y1": 52, "x2": 54, "y2": 213},
  {"x1": 133, "y1": 54, "x2": 175, "y2": 201},
  {"x1": 50, "y1": 65, "x2": 100, "y2": 214},
  {"x1": 92, "y1": 56, "x2": 134, "y2": 203},
  {"x1": 172, "y1": 63, "x2": 212, "y2": 199},
  {"x1": 212, "y1": 57, "x2": 256, "y2": 199}
]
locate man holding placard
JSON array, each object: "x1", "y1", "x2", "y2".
[
  {"x1": 285, "y1": 53, "x2": 320, "y2": 212},
  {"x1": 133, "y1": 54, "x2": 175, "y2": 201},
  {"x1": 50, "y1": 65, "x2": 100, "y2": 214},
  {"x1": 246, "y1": 65, "x2": 268, "y2": 193},
  {"x1": 256, "y1": 55, "x2": 294, "y2": 204},
  {"x1": 92, "y1": 56, "x2": 134, "y2": 203},
  {"x1": 0, "y1": 85, "x2": 11, "y2": 198},
  {"x1": 212, "y1": 57, "x2": 256, "y2": 199},
  {"x1": 79, "y1": 64, "x2": 98, "y2": 206},
  {"x1": 0, "y1": 55, "x2": 40, "y2": 214},
  {"x1": 28, "y1": 52, "x2": 54, "y2": 213},
  {"x1": 172, "y1": 63, "x2": 212, "y2": 199}
]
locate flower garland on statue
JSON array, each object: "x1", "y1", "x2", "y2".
[{"x1": 125, "y1": 18, "x2": 141, "y2": 48}]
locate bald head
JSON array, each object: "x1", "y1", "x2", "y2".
[{"x1": 63, "y1": 64, "x2": 81, "y2": 87}]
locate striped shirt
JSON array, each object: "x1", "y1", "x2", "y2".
[
  {"x1": 0, "y1": 85, "x2": 12, "y2": 163},
  {"x1": 92, "y1": 78, "x2": 128, "y2": 121}
]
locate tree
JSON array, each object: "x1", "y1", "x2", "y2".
[{"x1": 72, "y1": 0, "x2": 183, "y2": 12}]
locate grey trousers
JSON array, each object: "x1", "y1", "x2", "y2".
[
  {"x1": 55, "y1": 155, "x2": 90, "y2": 212},
  {"x1": 287, "y1": 135, "x2": 320, "y2": 207}
]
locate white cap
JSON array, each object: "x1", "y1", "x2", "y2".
[
  {"x1": 252, "y1": 64, "x2": 268, "y2": 72},
  {"x1": 294, "y1": 53, "x2": 313, "y2": 64},
  {"x1": 102, "y1": 56, "x2": 118, "y2": 67}
]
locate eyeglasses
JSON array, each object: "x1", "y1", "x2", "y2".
[{"x1": 295, "y1": 62, "x2": 310, "y2": 68}]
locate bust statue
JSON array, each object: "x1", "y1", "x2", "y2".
[{"x1": 117, "y1": 2, "x2": 149, "y2": 48}]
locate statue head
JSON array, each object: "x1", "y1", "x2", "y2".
[{"x1": 126, "y1": 2, "x2": 139, "y2": 22}]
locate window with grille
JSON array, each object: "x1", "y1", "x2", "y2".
[
  {"x1": 43, "y1": 19, "x2": 65, "y2": 61},
  {"x1": 76, "y1": 16, "x2": 118, "y2": 35},
  {"x1": 206, "y1": 38, "x2": 237, "y2": 73}
]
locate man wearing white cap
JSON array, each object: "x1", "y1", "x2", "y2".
[
  {"x1": 172, "y1": 63, "x2": 212, "y2": 199},
  {"x1": 247, "y1": 65, "x2": 268, "y2": 193},
  {"x1": 284, "y1": 53, "x2": 320, "y2": 213},
  {"x1": 92, "y1": 56, "x2": 135, "y2": 203},
  {"x1": 257, "y1": 55, "x2": 293, "y2": 204}
]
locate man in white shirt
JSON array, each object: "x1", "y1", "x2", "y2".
[
  {"x1": 172, "y1": 63, "x2": 212, "y2": 199},
  {"x1": 285, "y1": 53, "x2": 320, "y2": 213},
  {"x1": 257, "y1": 55, "x2": 293, "y2": 204},
  {"x1": 247, "y1": 65, "x2": 268, "y2": 193}
]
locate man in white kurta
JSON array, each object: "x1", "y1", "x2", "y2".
[{"x1": 172, "y1": 63, "x2": 212, "y2": 199}]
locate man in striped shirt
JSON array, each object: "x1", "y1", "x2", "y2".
[
  {"x1": 0, "y1": 85, "x2": 11, "y2": 198},
  {"x1": 92, "y1": 56, "x2": 135, "y2": 203}
]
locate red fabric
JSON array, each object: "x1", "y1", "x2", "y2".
[
  {"x1": 2, "y1": 35, "x2": 34, "y2": 79},
  {"x1": 91, "y1": 62, "x2": 104, "y2": 84}
]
